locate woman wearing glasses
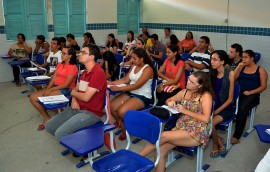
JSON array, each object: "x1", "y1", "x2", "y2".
[
  {"x1": 209, "y1": 50, "x2": 235, "y2": 158},
  {"x1": 140, "y1": 71, "x2": 214, "y2": 172},
  {"x1": 29, "y1": 46, "x2": 78, "y2": 130}
]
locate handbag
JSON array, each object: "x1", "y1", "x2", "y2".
[{"x1": 150, "y1": 106, "x2": 171, "y2": 119}]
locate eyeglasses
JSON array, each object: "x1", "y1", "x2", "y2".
[
  {"x1": 61, "y1": 52, "x2": 68, "y2": 55},
  {"x1": 187, "y1": 76, "x2": 200, "y2": 86},
  {"x1": 80, "y1": 50, "x2": 91, "y2": 55}
]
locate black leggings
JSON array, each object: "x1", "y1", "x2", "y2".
[
  {"x1": 233, "y1": 93, "x2": 260, "y2": 139},
  {"x1": 12, "y1": 62, "x2": 31, "y2": 81}
]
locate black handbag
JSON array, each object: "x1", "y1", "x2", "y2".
[{"x1": 150, "y1": 106, "x2": 171, "y2": 119}]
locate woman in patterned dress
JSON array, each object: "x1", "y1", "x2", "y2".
[{"x1": 140, "y1": 71, "x2": 214, "y2": 172}]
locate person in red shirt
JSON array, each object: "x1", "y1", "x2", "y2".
[
  {"x1": 46, "y1": 44, "x2": 107, "y2": 140},
  {"x1": 30, "y1": 46, "x2": 78, "y2": 130}
]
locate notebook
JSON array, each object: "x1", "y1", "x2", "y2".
[{"x1": 38, "y1": 95, "x2": 69, "y2": 104}]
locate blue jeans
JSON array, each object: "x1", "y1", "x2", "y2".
[{"x1": 46, "y1": 106, "x2": 101, "y2": 140}]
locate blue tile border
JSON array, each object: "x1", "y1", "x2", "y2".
[
  {"x1": 0, "y1": 23, "x2": 269, "y2": 36},
  {"x1": 141, "y1": 23, "x2": 270, "y2": 36}
]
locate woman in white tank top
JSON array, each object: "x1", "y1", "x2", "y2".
[{"x1": 109, "y1": 48, "x2": 158, "y2": 141}]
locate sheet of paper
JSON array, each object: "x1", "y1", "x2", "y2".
[{"x1": 161, "y1": 105, "x2": 179, "y2": 114}]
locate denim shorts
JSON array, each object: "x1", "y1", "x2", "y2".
[
  {"x1": 126, "y1": 91, "x2": 151, "y2": 107},
  {"x1": 52, "y1": 84, "x2": 71, "y2": 96}
]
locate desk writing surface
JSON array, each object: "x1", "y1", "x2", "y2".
[{"x1": 255, "y1": 124, "x2": 270, "y2": 144}]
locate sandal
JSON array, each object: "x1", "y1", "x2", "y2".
[
  {"x1": 218, "y1": 146, "x2": 227, "y2": 155},
  {"x1": 210, "y1": 150, "x2": 219, "y2": 158},
  {"x1": 231, "y1": 137, "x2": 240, "y2": 144},
  {"x1": 37, "y1": 124, "x2": 45, "y2": 131}
]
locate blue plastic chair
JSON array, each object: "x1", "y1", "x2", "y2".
[
  {"x1": 165, "y1": 100, "x2": 215, "y2": 172},
  {"x1": 92, "y1": 110, "x2": 162, "y2": 172},
  {"x1": 181, "y1": 53, "x2": 191, "y2": 61},
  {"x1": 59, "y1": 91, "x2": 112, "y2": 168},
  {"x1": 254, "y1": 52, "x2": 261, "y2": 63},
  {"x1": 114, "y1": 53, "x2": 125, "y2": 79},
  {"x1": 216, "y1": 84, "x2": 240, "y2": 157}
]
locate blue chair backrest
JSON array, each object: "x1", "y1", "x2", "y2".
[
  {"x1": 124, "y1": 110, "x2": 161, "y2": 144},
  {"x1": 114, "y1": 53, "x2": 124, "y2": 64},
  {"x1": 254, "y1": 52, "x2": 261, "y2": 63},
  {"x1": 181, "y1": 53, "x2": 191, "y2": 61},
  {"x1": 234, "y1": 84, "x2": 240, "y2": 101},
  {"x1": 36, "y1": 54, "x2": 45, "y2": 65},
  {"x1": 185, "y1": 69, "x2": 191, "y2": 86}
]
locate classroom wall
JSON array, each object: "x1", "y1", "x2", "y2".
[{"x1": 0, "y1": 0, "x2": 269, "y2": 83}]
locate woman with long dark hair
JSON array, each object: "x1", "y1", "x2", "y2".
[
  {"x1": 231, "y1": 50, "x2": 268, "y2": 144},
  {"x1": 156, "y1": 44, "x2": 185, "y2": 106},
  {"x1": 209, "y1": 50, "x2": 235, "y2": 157},
  {"x1": 109, "y1": 48, "x2": 158, "y2": 141},
  {"x1": 140, "y1": 71, "x2": 214, "y2": 172},
  {"x1": 29, "y1": 46, "x2": 78, "y2": 130}
]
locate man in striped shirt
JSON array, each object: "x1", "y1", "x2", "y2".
[{"x1": 185, "y1": 36, "x2": 211, "y2": 73}]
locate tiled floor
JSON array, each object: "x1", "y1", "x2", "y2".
[{"x1": 0, "y1": 82, "x2": 269, "y2": 172}]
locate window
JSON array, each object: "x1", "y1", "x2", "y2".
[
  {"x1": 117, "y1": 0, "x2": 140, "y2": 35},
  {"x1": 3, "y1": 0, "x2": 47, "y2": 40},
  {"x1": 52, "y1": 0, "x2": 86, "y2": 37}
]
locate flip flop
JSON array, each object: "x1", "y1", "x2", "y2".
[
  {"x1": 37, "y1": 124, "x2": 45, "y2": 131},
  {"x1": 210, "y1": 150, "x2": 219, "y2": 158},
  {"x1": 218, "y1": 146, "x2": 227, "y2": 155}
]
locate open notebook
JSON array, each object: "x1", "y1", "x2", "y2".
[{"x1": 38, "y1": 95, "x2": 69, "y2": 104}]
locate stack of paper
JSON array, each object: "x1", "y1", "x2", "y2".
[
  {"x1": 38, "y1": 95, "x2": 69, "y2": 104},
  {"x1": 26, "y1": 75, "x2": 51, "y2": 81}
]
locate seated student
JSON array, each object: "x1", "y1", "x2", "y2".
[
  {"x1": 148, "y1": 34, "x2": 166, "y2": 67},
  {"x1": 66, "y1": 33, "x2": 80, "y2": 51},
  {"x1": 156, "y1": 44, "x2": 185, "y2": 106},
  {"x1": 37, "y1": 37, "x2": 62, "y2": 77},
  {"x1": 58, "y1": 37, "x2": 67, "y2": 50},
  {"x1": 46, "y1": 44, "x2": 106, "y2": 140},
  {"x1": 121, "y1": 31, "x2": 136, "y2": 55},
  {"x1": 228, "y1": 43, "x2": 243, "y2": 70},
  {"x1": 102, "y1": 33, "x2": 118, "y2": 54},
  {"x1": 209, "y1": 50, "x2": 235, "y2": 158},
  {"x1": 181, "y1": 31, "x2": 196, "y2": 53},
  {"x1": 29, "y1": 46, "x2": 78, "y2": 130},
  {"x1": 83, "y1": 32, "x2": 96, "y2": 46},
  {"x1": 231, "y1": 50, "x2": 268, "y2": 144},
  {"x1": 140, "y1": 71, "x2": 214, "y2": 172},
  {"x1": 160, "y1": 27, "x2": 171, "y2": 45},
  {"x1": 99, "y1": 51, "x2": 119, "y2": 81},
  {"x1": 8, "y1": 33, "x2": 32, "y2": 86},
  {"x1": 33, "y1": 35, "x2": 50, "y2": 54},
  {"x1": 185, "y1": 36, "x2": 211, "y2": 73},
  {"x1": 138, "y1": 27, "x2": 152, "y2": 51},
  {"x1": 167, "y1": 34, "x2": 183, "y2": 54},
  {"x1": 122, "y1": 37, "x2": 147, "y2": 66},
  {"x1": 109, "y1": 48, "x2": 158, "y2": 141}
]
